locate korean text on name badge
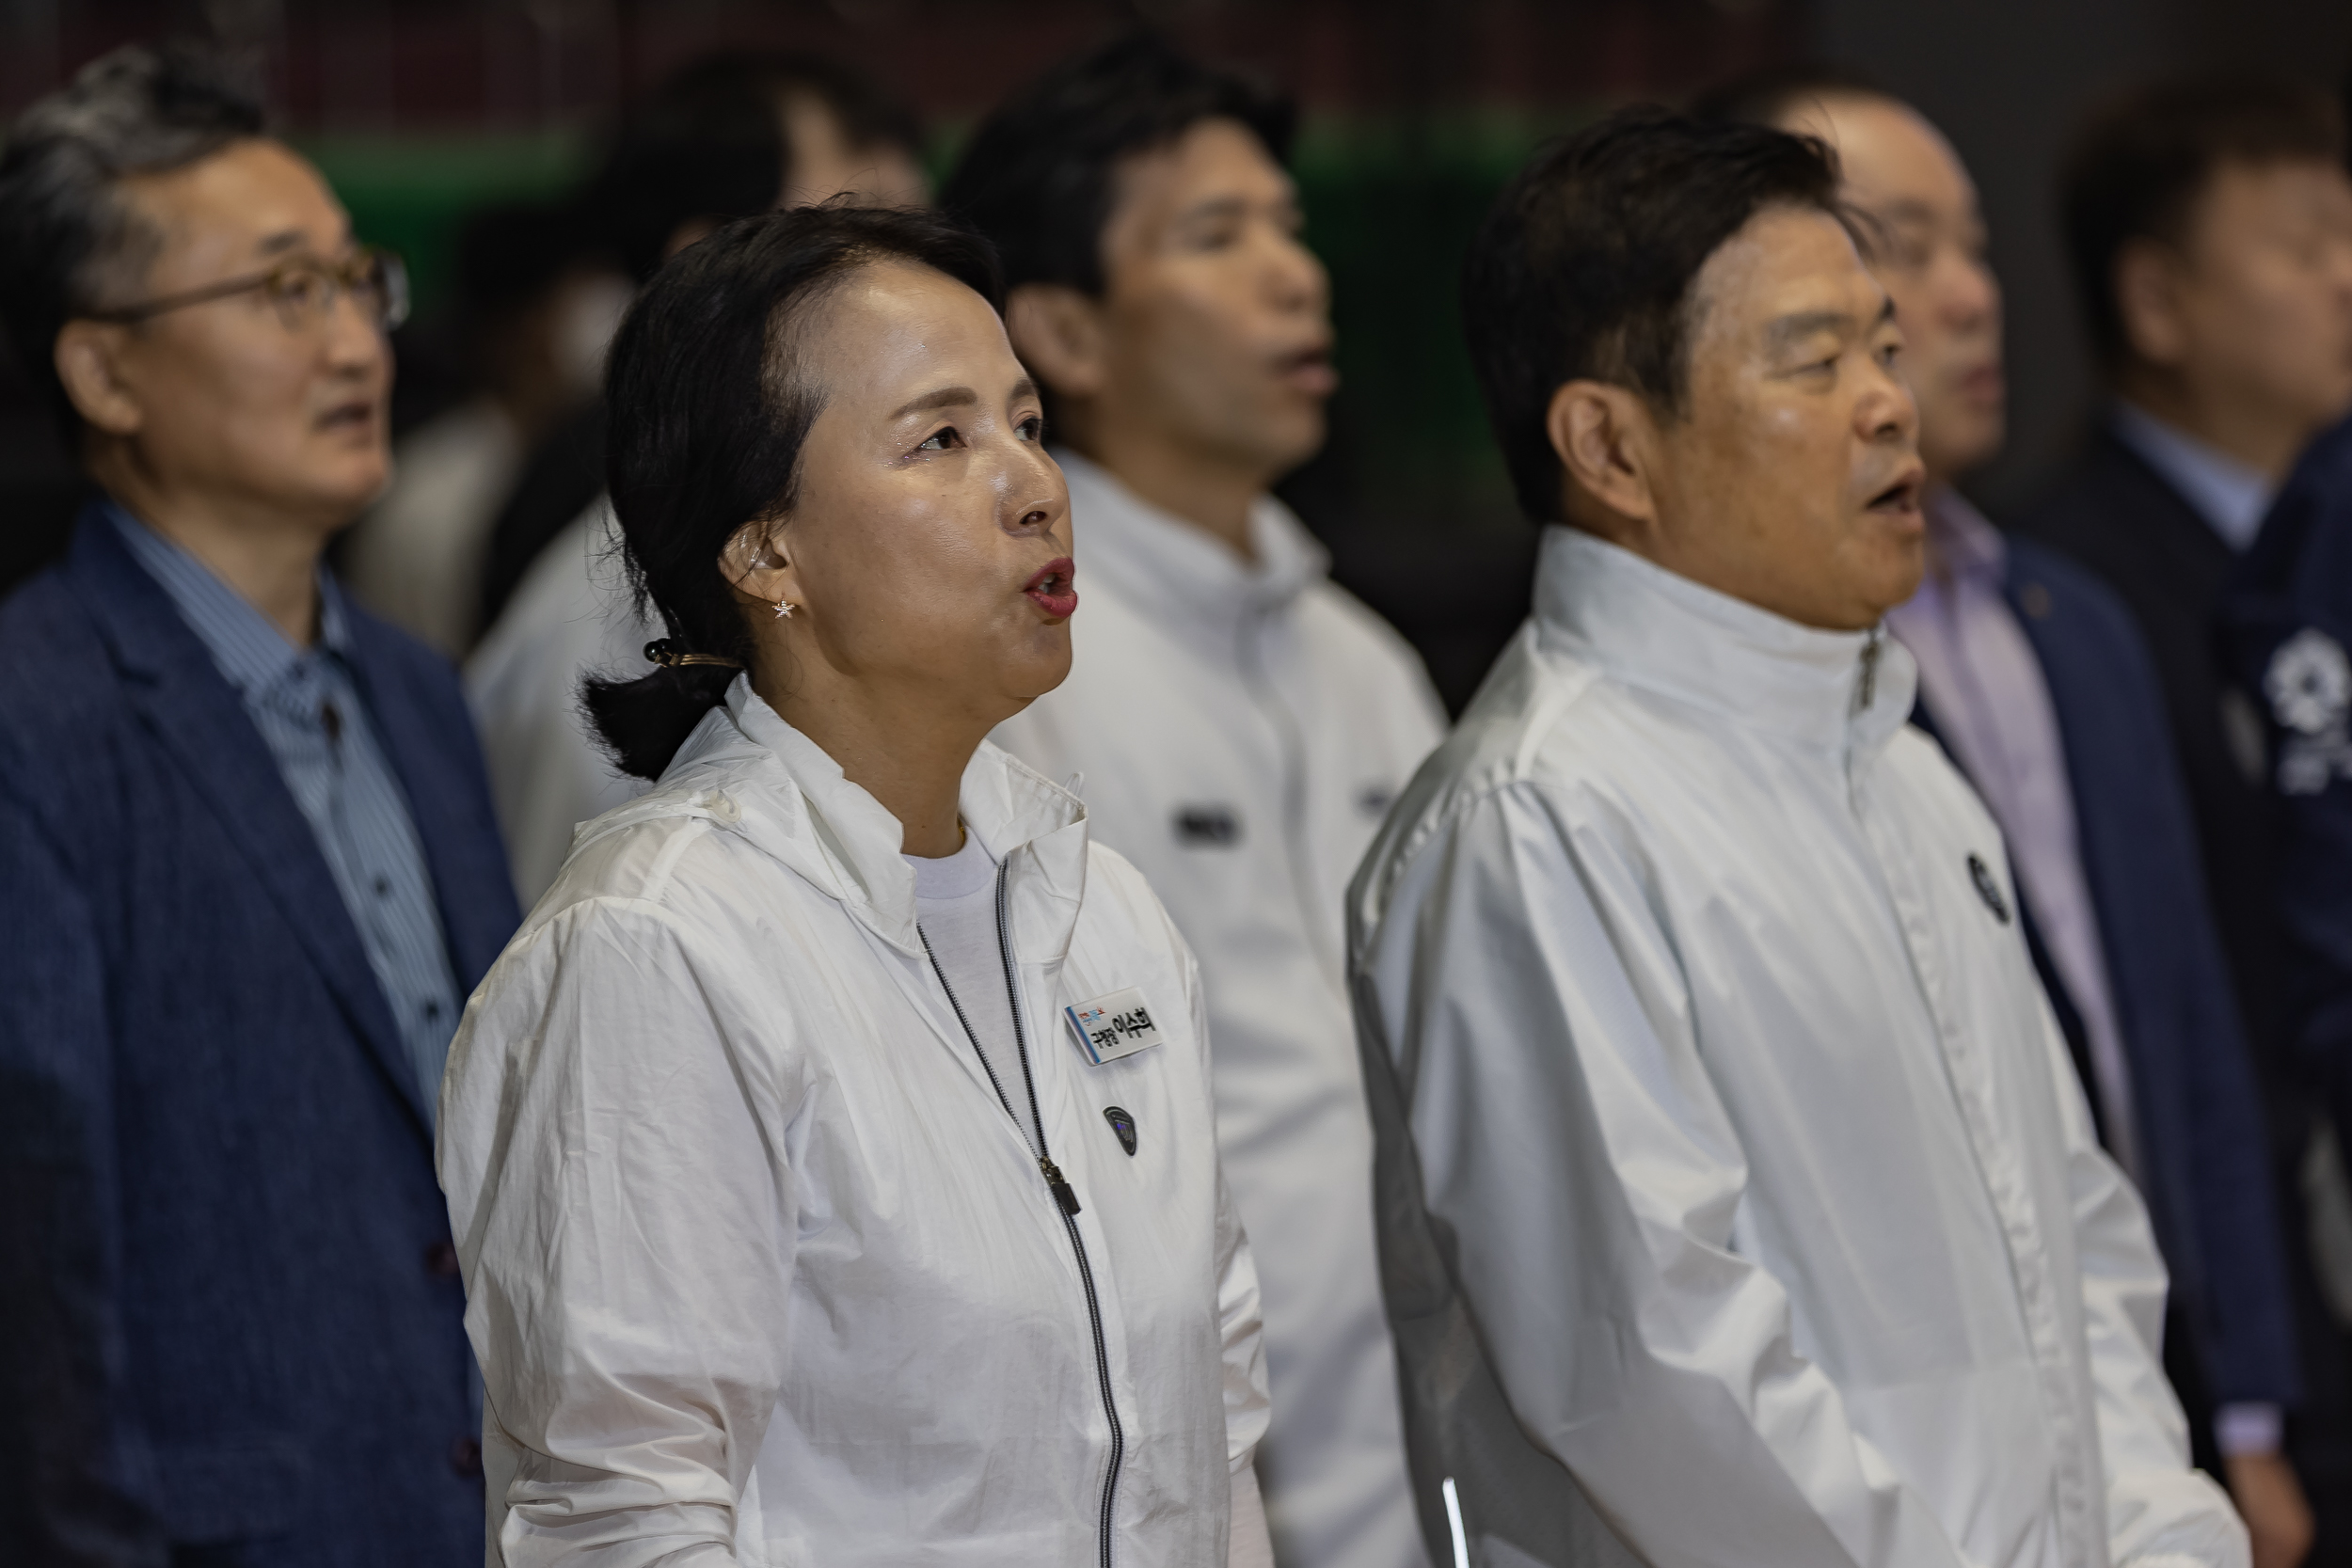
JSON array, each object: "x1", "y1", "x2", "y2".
[{"x1": 1065, "y1": 988, "x2": 1164, "y2": 1065}]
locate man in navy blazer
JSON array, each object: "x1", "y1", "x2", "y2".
[
  {"x1": 1704, "y1": 70, "x2": 2312, "y2": 1563},
  {"x1": 2017, "y1": 75, "x2": 2352, "y2": 1560},
  {"x1": 0, "y1": 44, "x2": 518, "y2": 1564},
  {"x1": 2222, "y1": 415, "x2": 2352, "y2": 1151}
]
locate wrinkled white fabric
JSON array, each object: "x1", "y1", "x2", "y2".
[
  {"x1": 464, "y1": 499, "x2": 653, "y2": 907},
  {"x1": 440, "y1": 678, "x2": 1270, "y2": 1566},
  {"x1": 1231, "y1": 1466, "x2": 1276, "y2": 1568},
  {"x1": 1348, "y1": 527, "x2": 2247, "y2": 1568},
  {"x1": 993, "y1": 451, "x2": 1439, "y2": 1568}
]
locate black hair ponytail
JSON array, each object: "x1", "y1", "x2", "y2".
[{"x1": 583, "y1": 203, "x2": 1002, "y2": 779}]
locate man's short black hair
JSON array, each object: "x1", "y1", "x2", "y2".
[
  {"x1": 591, "y1": 50, "x2": 925, "y2": 284},
  {"x1": 1688, "y1": 61, "x2": 1894, "y2": 133},
  {"x1": 1462, "y1": 105, "x2": 1846, "y2": 525},
  {"x1": 2062, "y1": 72, "x2": 2344, "y2": 372},
  {"x1": 940, "y1": 28, "x2": 1295, "y2": 296},
  {"x1": 0, "y1": 40, "x2": 265, "y2": 439}
]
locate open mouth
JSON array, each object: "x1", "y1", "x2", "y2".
[
  {"x1": 1275, "y1": 342, "x2": 1339, "y2": 396},
  {"x1": 316, "y1": 398, "x2": 377, "y2": 434},
  {"x1": 1025, "y1": 557, "x2": 1078, "y2": 622},
  {"x1": 1865, "y1": 471, "x2": 1926, "y2": 518}
]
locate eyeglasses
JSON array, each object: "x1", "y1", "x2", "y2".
[{"x1": 83, "y1": 246, "x2": 410, "y2": 334}]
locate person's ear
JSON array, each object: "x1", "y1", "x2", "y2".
[
  {"x1": 720, "y1": 516, "x2": 804, "y2": 621},
  {"x1": 54, "y1": 321, "x2": 144, "y2": 438},
  {"x1": 2113, "y1": 238, "x2": 2189, "y2": 370},
  {"x1": 1546, "y1": 378, "x2": 1661, "y2": 536},
  {"x1": 1005, "y1": 283, "x2": 1109, "y2": 403}
]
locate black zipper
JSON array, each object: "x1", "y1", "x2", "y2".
[{"x1": 917, "y1": 860, "x2": 1124, "y2": 1568}]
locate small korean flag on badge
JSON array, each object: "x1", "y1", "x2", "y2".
[{"x1": 1065, "y1": 988, "x2": 1165, "y2": 1065}]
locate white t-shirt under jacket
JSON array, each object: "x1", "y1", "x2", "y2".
[
  {"x1": 439, "y1": 678, "x2": 1271, "y2": 1567},
  {"x1": 1349, "y1": 527, "x2": 2246, "y2": 1568}
]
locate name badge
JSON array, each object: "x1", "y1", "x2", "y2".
[{"x1": 1065, "y1": 988, "x2": 1164, "y2": 1065}]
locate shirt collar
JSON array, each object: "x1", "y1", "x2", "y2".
[
  {"x1": 104, "y1": 498, "x2": 350, "y2": 702},
  {"x1": 1921, "y1": 485, "x2": 2006, "y2": 584},
  {"x1": 1533, "y1": 524, "x2": 1917, "y2": 757},
  {"x1": 2108, "y1": 401, "x2": 2275, "y2": 550},
  {"x1": 1056, "y1": 449, "x2": 1327, "y2": 627},
  {"x1": 1885, "y1": 486, "x2": 2007, "y2": 643}
]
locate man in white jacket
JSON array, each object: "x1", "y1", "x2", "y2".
[
  {"x1": 947, "y1": 33, "x2": 1440, "y2": 1568},
  {"x1": 1349, "y1": 106, "x2": 2249, "y2": 1568}
]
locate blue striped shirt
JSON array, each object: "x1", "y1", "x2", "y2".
[{"x1": 109, "y1": 503, "x2": 464, "y2": 1123}]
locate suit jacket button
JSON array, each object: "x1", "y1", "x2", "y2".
[
  {"x1": 450, "y1": 1436, "x2": 483, "y2": 1478},
  {"x1": 425, "y1": 1242, "x2": 460, "y2": 1278}
]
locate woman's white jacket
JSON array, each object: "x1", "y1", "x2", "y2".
[{"x1": 437, "y1": 679, "x2": 1271, "y2": 1567}]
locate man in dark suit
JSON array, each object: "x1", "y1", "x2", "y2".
[
  {"x1": 1706, "y1": 68, "x2": 2314, "y2": 1566},
  {"x1": 2223, "y1": 415, "x2": 2352, "y2": 1164},
  {"x1": 0, "y1": 43, "x2": 519, "y2": 1564},
  {"x1": 2016, "y1": 72, "x2": 2352, "y2": 1564}
]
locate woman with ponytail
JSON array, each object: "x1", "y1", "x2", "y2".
[{"x1": 437, "y1": 204, "x2": 1273, "y2": 1566}]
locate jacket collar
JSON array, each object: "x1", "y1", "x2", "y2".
[
  {"x1": 102, "y1": 498, "x2": 355, "y2": 694},
  {"x1": 1534, "y1": 524, "x2": 1917, "y2": 759},
  {"x1": 597, "y1": 676, "x2": 1091, "y2": 961},
  {"x1": 2107, "y1": 400, "x2": 2273, "y2": 551},
  {"x1": 1057, "y1": 449, "x2": 1327, "y2": 631}
]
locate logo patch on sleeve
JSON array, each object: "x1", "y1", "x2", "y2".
[{"x1": 1065, "y1": 988, "x2": 1165, "y2": 1065}]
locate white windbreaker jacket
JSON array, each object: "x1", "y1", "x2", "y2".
[
  {"x1": 1349, "y1": 528, "x2": 2246, "y2": 1568},
  {"x1": 993, "y1": 452, "x2": 1442, "y2": 1568},
  {"x1": 439, "y1": 678, "x2": 1271, "y2": 1567}
]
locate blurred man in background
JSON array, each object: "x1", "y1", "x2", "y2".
[
  {"x1": 0, "y1": 41, "x2": 518, "y2": 1563},
  {"x1": 947, "y1": 33, "x2": 1440, "y2": 1568},
  {"x1": 1705, "y1": 65, "x2": 2312, "y2": 1566},
  {"x1": 465, "y1": 50, "x2": 927, "y2": 904},
  {"x1": 2023, "y1": 75, "x2": 2352, "y2": 1552},
  {"x1": 340, "y1": 198, "x2": 627, "y2": 657},
  {"x1": 1355, "y1": 103, "x2": 2243, "y2": 1568}
]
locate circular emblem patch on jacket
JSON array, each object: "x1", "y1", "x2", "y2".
[
  {"x1": 2265, "y1": 628, "x2": 2352, "y2": 795},
  {"x1": 2265, "y1": 628, "x2": 2352, "y2": 736}
]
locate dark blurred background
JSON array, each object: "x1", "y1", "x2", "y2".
[{"x1": 3, "y1": 0, "x2": 2348, "y2": 710}]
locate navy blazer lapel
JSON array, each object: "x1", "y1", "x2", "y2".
[
  {"x1": 63, "y1": 517, "x2": 433, "y2": 1135},
  {"x1": 342, "y1": 614, "x2": 518, "y2": 990}
]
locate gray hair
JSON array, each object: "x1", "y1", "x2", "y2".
[{"x1": 0, "y1": 40, "x2": 265, "y2": 435}]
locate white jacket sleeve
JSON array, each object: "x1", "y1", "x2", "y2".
[
  {"x1": 2030, "y1": 1011, "x2": 2249, "y2": 1568},
  {"x1": 1190, "y1": 945, "x2": 1272, "y2": 1474},
  {"x1": 443, "y1": 900, "x2": 796, "y2": 1568},
  {"x1": 1368, "y1": 786, "x2": 1974, "y2": 1568}
]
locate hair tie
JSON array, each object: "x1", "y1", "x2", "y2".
[{"x1": 645, "y1": 639, "x2": 742, "y2": 671}]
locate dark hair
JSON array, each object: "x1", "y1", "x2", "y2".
[
  {"x1": 0, "y1": 40, "x2": 265, "y2": 438},
  {"x1": 590, "y1": 50, "x2": 925, "y2": 284},
  {"x1": 453, "y1": 198, "x2": 590, "y2": 325},
  {"x1": 584, "y1": 204, "x2": 1002, "y2": 780},
  {"x1": 1462, "y1": 105, "x2": 1845, "y2": 525},
  {"x1": 2062, "y1": 72, "x2": 2345, "y2": 372},
  {"x1": 1689, "y1": 61, "x2": 1893, "y2": 130},
  {"x1": 940, "y1": 28, "x2": 1295, "y2": 298}
]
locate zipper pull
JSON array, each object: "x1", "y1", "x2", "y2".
[
  {"x1": 1855, "y1": 628, "x2": 1883, "y2": 713},
  {"x1": 1039, "y1": 1156, "x2": 1082, "y2": 1216}
]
